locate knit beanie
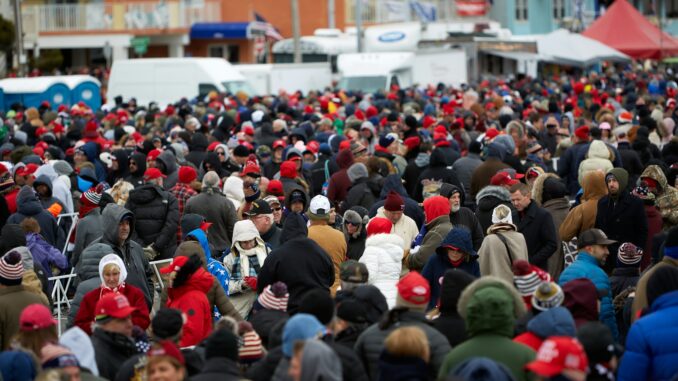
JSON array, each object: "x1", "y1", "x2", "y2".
[
  {"x1": 257, "y1": 282, "x2": 289, "y2": 312},
  {"x1": 646, "y1": 266, "x2": 678, "y2": 308},
  {"x1": 395, "y1": 271, "x2": 430, "y2": 311},
  {"x1": 531, "y1": 282, "x2": 565, "y2": 311},
  {"x1": 298, "y1": 289, "x2": 335, "y2": 325},
  {"x1": 205, "y1": 328, "x2": 239, "y2": 361},
  {"x1": 178, "y1": 166, "x2": 197, "y2": 184},
  {"x1": 512, "y1": 260, "x2": 550, "y2": 297},
  {"x1": 617, "y1": 242, "x2": 643, "y2": 267},
  {"x1": 347, "y1": 163, "x2": 368, "y2": 182},
  {"x1": 423, "y1": 195, "x2": 451, "y2": 224},
  {"x1": 366, "y1": 217, "x2": 393, "y2": 237},
  {"x1": 80, "y1": 183, "x2": 104, "y2": 207},
  {"x1": 151, "y1": 308, "x2": 184, "y2": 340},
  {"x1": 238, "y1": 321, "x2": 265, "y2": 363},
  {"x1": 383, "y1": 190, "x2": 404, "y2": 212},
  {"x1": 0, "y1": 250, "x2": 24, "y2": 285}
]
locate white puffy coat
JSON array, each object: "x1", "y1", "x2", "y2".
[{"x1": 359, "y1": 233, "x2": 404, "y2": 308}]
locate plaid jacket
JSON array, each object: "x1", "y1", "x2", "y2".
[{"x1": 169, "y1": 183, "x2": 198, "y2": 244}]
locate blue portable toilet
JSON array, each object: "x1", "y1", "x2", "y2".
[
  {"x1": 0, "y1": 87, "x2": 4, "y2": 111},
  {"x1": 0, "y1": 77, "x2": 71, "y2": 110},
  {"x1": 64, "y1": 76, "x2": 102, "y2": 110}
]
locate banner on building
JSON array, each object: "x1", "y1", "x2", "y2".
[{"x1": 456, "y1": 0, "x2": 488, "y2": 17}]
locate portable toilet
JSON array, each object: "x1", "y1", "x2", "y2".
[
  {"x1": 62, "y1": 75, "x2": 102, "y2": 110},
  {"x1": 0, "y1": 77, "x2": 71, "y2": 110},
  {"x1": 0, "y1": 87, "x2": 4, "y2": 111}
]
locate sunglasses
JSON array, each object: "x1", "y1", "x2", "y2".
[
  {"x1": 217, "y1": 151, "x2": 225, "y2": 156},
  {"x1": 345, "y1": 221, "x2": 359, "y2": 226},
  {"x1": 272, "y1": 207, "x2": 282, "y2": 212},
  {"x1": 129, "y1": 162, "x2": 137, "y2": 166}
]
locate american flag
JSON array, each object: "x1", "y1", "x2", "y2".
[{"x1": 255, "y1": 12, "x2": 284, "y2": 41}]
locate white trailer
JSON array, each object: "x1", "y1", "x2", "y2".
[{"x1": 235, "y1": 63, "x2": 333, "y2": 95}]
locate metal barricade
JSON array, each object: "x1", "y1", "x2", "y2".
[
  {"x1": 49, "y1": 269, "x2": 77, "y2": 336},
  {"x1": 56, "y1": 212, "x2": 79, "y2": 256},
  {"x1": 149, "y1": 258, "x2": 172, "y2": 289}
]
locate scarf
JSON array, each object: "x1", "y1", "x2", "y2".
[{"x1": 231, "y1": 245, "x2": 263, "y2": 281}]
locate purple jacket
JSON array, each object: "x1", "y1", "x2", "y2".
[{"x1": 26, "y1": 232, "x2": 69, "y2": 278}]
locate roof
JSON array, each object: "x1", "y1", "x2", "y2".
[
  {"x1": 0, "y1": 75, "x2": 100, "y2": 94},
  {"x1": 536, "y1": 29, "x2": 630, "y2": 67},
  {"x1": 582, "y1": 0, "x2": 678, "y2": 59}
]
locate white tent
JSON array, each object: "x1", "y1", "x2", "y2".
[{"x1": 536, "y1": 29, "x2": 630, "y2": 67}]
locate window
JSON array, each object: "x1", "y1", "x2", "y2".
[
  {"x1": 553, "y1": 0, "x2": 566, "y2": 19},
  {"x1": 207, "y1": 44, "x2": 240, "y2": 62},
  {"x1": 198, "y1": 83, "x2": 218, "y2": 99},
  {"x1": 669, "y1": 0, "x2": 678, "y2": 18},
  {"x1": 516, "y1": 0, "x2": 528, "y2": 21}
]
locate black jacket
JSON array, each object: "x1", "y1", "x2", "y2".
[
  {"x1": 260, "y1": 224, "x2": 283, "y2": 251},
  {"x1": 7, "y1": 186, "x2": 64, "y2": 249},
  {"x1": 309, "y1": 153, "x2": 338, "y2": 196},
  {"x1": 125, "y1": 183, "x2": 179, "y2": 259},
  {"x1": 474, "y1": 186, "x2": 518, "y2": 234},
  {"x1": 125, "y1": 152, "x2": 147, "y2": 189},
  {"x1": 185, "y1": 132, "x2": 209, "y2": 168},
  {"x1": 610, "y1": 267, "x2": 640, "y2": 299},
  {"x1": 256, "y1": 213, "x2": 335, "y2": 313},
  {"x1": 617, "y1": 142, "x2": 644, "y2": 190},
  {"x1": 403, "y1": 153, "x2": 430, "y2": 198},
  {"x1": 322, "y1": 334, "x2": 369, "y2": 381},
  {"x1": 91, "y1": 329, "x2": 138, "y2": 380},
  {"x1": 595, "y1": 191, "x2": 648, "y2": 273},
  {"x1": 249, "y1": 309, "x2": 289, "y2": 349},
  {"x1": 189, "y1": 357, "x2": 241, "y2": 381},
  {"x1": 341, "y1": 178, "x2": 376, "y2": 212},
  {"x1": 369, "y1": 174, "x2": 425, "y2": 229},
  {"x1": 517, "y1": 200, "x2": 558, "y2": 271},
  {"x1": 413, "y1": 149, "x2": 463, "y2": 202},
  {"x1": 450, "y1": 207, "x2": 484, "y2": 251},
  {"x1": 346, "y1": 229, "x2": 367, "y2": 261}
]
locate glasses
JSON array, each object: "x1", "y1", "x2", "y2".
[
  {"x1": 272, "y1": 207, "x2": 282, "y2": 212},
  {"x1": 217, "y1": 151, "x2": 225, "y2": 156},
  {"x1": 345, "y1": 221, "x2": 359, "y2": 226}
]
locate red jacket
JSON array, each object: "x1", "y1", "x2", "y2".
[
  {"x1": 74, "y1": 284, "x2": 150, "y2": 335},
  {"x1": 166, "y1": 267, "x2": 213, "y2": 347},
  {"x1": 642, "y1": 204, "x2": 663, "y2": 271}
]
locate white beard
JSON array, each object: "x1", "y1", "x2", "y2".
[{"x1": 451, "y1": 205, "x2": 461, "y2": 213}]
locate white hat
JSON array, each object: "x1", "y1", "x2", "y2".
[
  {"x1": 309, "y1": 195, "x2": 331, "y2": 216},
  {"x1": 491, "y1": 204, "x2": 513, "y2": 225},
  {"x1": 252, "y1": 110, "x2": 264, "y2": 123}
]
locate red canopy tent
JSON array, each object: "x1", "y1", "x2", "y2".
[{"x1": 582, "y1": 0, "x2": 678, "y2": 59}]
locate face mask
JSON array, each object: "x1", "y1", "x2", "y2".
[{"x1": 77, "y1": 176, "x2": 93, "y2": 193}]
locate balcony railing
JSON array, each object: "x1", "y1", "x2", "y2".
[
  {"x1": 345, "y1": 0, "x2": 458, "y2": 24},
  {"x1": 22, "y1": 0, "x2": 221, "y2": 35}
]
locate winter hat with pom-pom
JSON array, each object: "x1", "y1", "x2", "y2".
[
  {"x1": 0, "y1": 250, "x2": 24, "y2": 285},
  {"x1": 257, "y1": 282, "x2": 289, "y2": 312}
]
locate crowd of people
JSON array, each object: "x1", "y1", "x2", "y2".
[{"x1": 0, "y1": 67, "x2": 677, "y2": 381}]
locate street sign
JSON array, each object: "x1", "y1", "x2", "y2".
[{"x1": 131, "y1": 37, "x2": 150, "y2": 55}]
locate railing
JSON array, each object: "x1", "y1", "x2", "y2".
[
  {"x1": 50, "y1": 258, "x2": 174, "y2": 336},
  {"x1": 22, "y1": 0, "x2": 221, "y2": 35},
  {"x1": 344, "y1": 0, "x2": 460, "y2": 24}
]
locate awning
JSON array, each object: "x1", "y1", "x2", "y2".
[
  {"x1": 485, "y1": 51, "x2": 545, "y2": 62},
  {"x1": 190, "y1": 22, "x2": 267, "y2": 39}
]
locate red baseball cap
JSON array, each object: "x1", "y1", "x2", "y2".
[
  {"x1": 272, "y1": 140, "x2": 286, "y2": 149},
  {"x1": 485, "y1": 128, "x2": 500, "y2": 140},
  {"x1": 147, "y1": 149, "x2": 162, "y2": 161},
  {"x1": 20, "y1": 304, "x2": 57, "y2": 331},
  {"x1": 242, "y1": 125, "x2": 255, "y2": 136},
  {"x1": 241, "y1": 163, "x2": 261, "y2": 178},
  {"x1": 144, "y1": 168, "x2": 166, "y2": 181},
  {"x1": 16, "y1": 163, "x2": 39, "y2": 177},
  {"x1": 526, "y1": 337, "x2": 588, "y2": 377},
  {"x1": 160, "y1": 255, "x2": 189, "y2": 274},
  {"x1": 396, "y1": 271, "x2": 430, "y2": 306},
  {"x1": 267, "y1": 179, "x2": 284, "y2": 196},
  {"x1": 490, "y1": 172, "x2": 519, "y2": 187},
  {"x1": 95, "y1": 293, "x2": 136, "y2": 320},
  {"x1": 148, "y1": 341, "x2": 185, "y2": 365}
]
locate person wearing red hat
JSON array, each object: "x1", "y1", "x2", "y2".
[
  {"x1": 408, "y1": 196, "x2": 453, "y2": 271},
  {"x1": 526, "y1": 337, "x2": 588, "y2": 381},
  {"x1": 360, "y1": 217, "x2": 404, "y2": 308},
  {"x1": 12, "y1": 303, "x2": 56, "y2": 359},
  {"x1": 146, "y1": 149, "x2": 162, "y2": 169},
  {"x1": 168, "y1": 166, "x2": 198, "y2": 245},
  {"x1": 355, "y1": 271, "x2": 451, "y2": 380},
  {"x1": 373, "y1": 190, "x2": 419, "y2": 250},
  {"x1": 146, "y1": 341, "x2": 186, "y2": 381},
  {"x1": 160, "y1": 255, "x2": 213, "y2": 347},
  {"x1": 327, "y1": 149, "x2": 355, "y2": 211},
  {"x1": 557, "y1": 125, "x2": 592, "y2": 196},
  {"x1": 91, "y1": 293, "x2": 139, "y2": 379},
  {"x1": 263, "y1": 140, "x2": 286, "y2": 179},
  {"x1": 125, "y1": 167, "x2": 179, "y2": 260}
]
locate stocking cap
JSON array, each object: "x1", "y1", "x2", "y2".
[{"x1": 384, "y1": 190, "x2": 404, "y2": 212}]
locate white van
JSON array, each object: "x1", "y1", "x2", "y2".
[
  {"x1": 107, "y1": 58, "x2": 255, "y2": 107},
  {"x1": 236, "y1": 63, "x2": 332, "y2": 95}
]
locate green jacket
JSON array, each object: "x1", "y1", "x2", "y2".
[
  {"x1": 438, "y1": 277, "x2": 535, "y2": 381},
  {"x1": 0, "y1": 285, "x2": 49, "y2": 349}
]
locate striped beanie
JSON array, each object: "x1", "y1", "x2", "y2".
[
  {"x1": 512, "y1": 260, "x2": 551, "y2": 297},
  {"x1": 257, "y1": 282, "x2": 289, "y2": 312},
  {"x1": 617, "y1": 242, "x2": 643, "y2": 266},
  {"x1": 0, "y1": 251, "x2": 24, "y2": 285},
  {"x1": 531, "y1": 282, "x2": 565, "y2": 311},
  {"x1": 80, "y1": 183, "x2": 104, "y2": 206},
  {"x1": 238, "y1": 321, "x2": 264, "y2": 363}
]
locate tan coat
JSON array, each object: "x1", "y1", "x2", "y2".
[
  {"x1": 559, "y1": 171, "x2": 608, "y2": 242},
  {"x1": 308, "y1": 223, "x2": 347, "y2": 295},
  {"x1": 478, "y1": 224, "x2": 530, "y2": 284},
  {"x1": 0, "y1": 285, "x2": 49, "y2": 349}
]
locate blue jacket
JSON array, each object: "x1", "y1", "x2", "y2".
[
  {"x1": 422, "y1": 255, "x2": 480, "y2": 310},
  {"x1": 186, "y1": 228, "x2": 229, "y2": 295},
  {"x1": 618, "y1": 290, "x2": 678, "y2": 381},
  {"x1": 558, "y1": 252, "x2": 618, "y2": 339}
]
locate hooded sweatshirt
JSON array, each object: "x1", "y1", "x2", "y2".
[
  {"x1": 300, "y1": 340, "x2": 342, "y2": 381},
  {"x1": 559, "y1": 171, "x2": 608, "y2": 242},
  {"x1": 513, "y1": 307, "x2": 576, "y2": 351},
  {"x1": 578, "y1": 140, "x2": 614, "y2": 186},
  {"x1": 35, "y1": 163, "x2": 73, "y2": 213},
  {"x1": 438, "y1": 277, "x2": 535, "y2": 381},
  {"x1": 7, "y1": 186, "x2": 63, "y2": 249},
  {"x1": 431, "y1": 270, "x2": 476, "y2": 347},
  {"x1": 186, "y1": 228, "x2": 230, "y2": 295},
  {"x1": 408, "y1": 196, "x2": 452, "y2": 271},
  {"x1": 125, "y1": 152, "x2": 147, "y2": 188},
  {"x1": 167, "y1": 264, "x2": 214, "y2": 347},
  {"x1": 641, "y1": 164, "x2": 678, "y2": 227},
  {"x1": 156, "y1": 150, "x2": 179, "y2": 190}
]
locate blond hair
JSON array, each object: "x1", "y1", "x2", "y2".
[{"x1": 384, "y1": 326, "x2": 430, "y2": 363}]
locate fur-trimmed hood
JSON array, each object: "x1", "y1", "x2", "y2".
[
  {"x1": 531, "y1": 173, "x2": 563, "y2": 206},
  {"x1": 457, "y1": 276, "x2": 525, "y2": 337},
  {"x1": 476, "y1": 185, "x2": 511, "y2": 204}
]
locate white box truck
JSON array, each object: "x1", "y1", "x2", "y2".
[
  {"x1": 235, "y1": 63, "x2": 333, "y2": 95},
  {"x1": 107, "y1": 58, "x2": 255, "y2": 107},
  {"x1": 337, "y1": 49, "x2": 467, "y2": 93}
]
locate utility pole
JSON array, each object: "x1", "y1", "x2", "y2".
[
  {"x1": 291, "y1": 0, "x2": 302, "y2": 63},
  {"x1": 328, "y1": 0, "x2": 335, "y2": 28},
  {"x1": 12, "y1": 0, "x2": 25, "y2": 76},
  {"x1": 356, "y1": 0, "x2": 363, "y2": 52}
]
